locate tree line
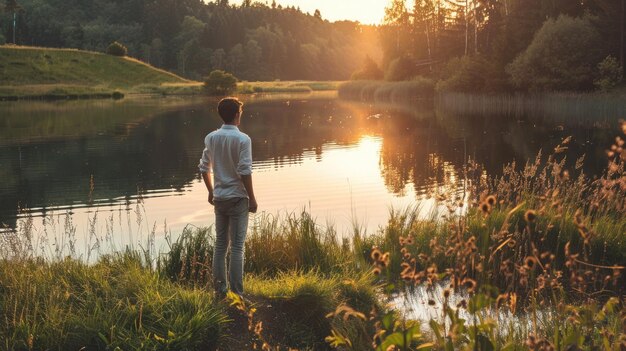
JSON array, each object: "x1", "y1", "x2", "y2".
[
  {"x1": 0, "y1": 0, "x2": 380, "y2": 81},
  {"x1": 370, "y1": 0, "x2": 625, "y2": 92}
]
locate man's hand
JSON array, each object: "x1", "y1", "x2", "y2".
[
  {"x1": 202, "y1": 173, "x2": 214, "y2": 205},
  {"x1": 249, "y1": 198, "x2": 258, "y2": 213}
]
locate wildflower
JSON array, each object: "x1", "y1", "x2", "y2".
[
  {"x1": 524, "y1": 210, "x2": 537, "y2": 223},
  {"x1": 372, "y1": 267, "x2": 381, "y2": 275},
  {"x1": 428, "y1": 299, "x2": 436, "y2": 306},
  {"x1": 486, "y1": 195, "x2": 496, "y2": 206},
  {"x1": 443, "y1": 288, "x2": 451, "y2": 299},
  {"x1": 524, "y1": 256, "x2": 538, "y2": 270}
]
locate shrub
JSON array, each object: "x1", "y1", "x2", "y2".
[
  {"x1": 385, "y1": 55, "x2": 419, "y2": 81},
  {"x1": 106, "y1": 41, "x2": 127, "y2": 57},
  {"x1": 594, "y1": 55, "x2": 623, "y2": 91},
  {"x1": 351, "y1": 55, "x2": 383, "y2": 80},
  {"x1": 204, "y1": 70, "x2": 238, "y2": 96},
  {"x1": 507, "y1": 15, "x2": 603, "y2": 91},
  {"x1": 436, "y1": 55, "x2": 498, "y2": 93}
]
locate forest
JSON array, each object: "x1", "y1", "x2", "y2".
[
  {"x1": 1, "y1": 0, "x2": 625, "y2": 91},
  {"x1": 0, "y1": 0, "x2": 380, "y2": 81},
  {"x1": 365, "y1": 0, "x2": 626, "y2": 92}
]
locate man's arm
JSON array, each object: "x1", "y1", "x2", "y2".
[
  {"x1": 238, "y1": 136, "x2": 257, "y2": 213},
  {"x1": 198, "y1": 138, "x2": 214, "y2": 205},
  {"x1": 201, "y1": 172, "x2": 214, "y2": 205},
  {"x1": 241, "y1": 174, "x2": 257, "y2": 213}
]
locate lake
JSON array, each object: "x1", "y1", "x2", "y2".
[{"x1": 0, "y1": 92, "x2": 619, "y2": 258}]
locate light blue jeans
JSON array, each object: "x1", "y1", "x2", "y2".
[{"x1": 213, "y1": 197, "x2": 249, "y2": 296}]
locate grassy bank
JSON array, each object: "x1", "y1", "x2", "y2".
[
  {"x1": 437, "y1": 91, "x2": 626, "y2": 124},
  {"x1": 0, "y1": 45, "x2": 199, "y2": 100},
  {"x1": 238, "y1": 80, "x2": 342, "y2": 94},
  {"x1": 1, "y1": 124, "x2": 625, "y2": 349},
  {"x1": 338, "y1": 79, "x2": 435, "y2": 103},
  {"x1": 339, "y1": 79, "x2": 626, "y2": 123},
  {"x1": 0, "y1": 46, "x2": 342, "y2": 100}
]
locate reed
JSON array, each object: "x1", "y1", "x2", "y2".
[
  {"x1": 2, "y1": 121, "x2": 625, "y2": 350},
  {"x1": 338, "y1": 78, "x2": 435, "y2": 103},
  {"x1": 437, "y1": 92, "x2": 626, "y2": 125}
]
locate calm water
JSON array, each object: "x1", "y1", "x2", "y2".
[{"x1": 0, "y1": 93, "x2": 617, "y2": 255}]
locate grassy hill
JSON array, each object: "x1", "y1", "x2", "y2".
[{"x1": 0, "y1": 45, "x2": 202, "y2": 99}]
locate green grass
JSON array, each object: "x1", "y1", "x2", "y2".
[
  {"x1": 338, "y1": 78, "x2": 435, "y2": 102},
  {"x1": 0, "y1": 45, "x2": 199, "y2": 99},
  {"x1": 238, "y1": 80, "x2": 342, "y2": 94},
  {"x1": 2, "y1": 122, "x2": 625, "y2": 349},
  {"x1": 0, "y1": 253, "x2": 225, "y2": 350},
  {"x1": 245, "y1": 271, "x2": 379, "y2": 350}
]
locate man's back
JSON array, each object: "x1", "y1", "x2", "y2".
[{"x1": 200, "y1": 125, "x2": 252, "y2": 201}]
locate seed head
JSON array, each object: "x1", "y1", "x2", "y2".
[{"x1": 524, "y1": 210, "x2": 537, "y2": 223}]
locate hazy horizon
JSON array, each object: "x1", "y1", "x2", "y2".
[{"x1": 229, "y1": 0, "x2": 386, "y2": 24}]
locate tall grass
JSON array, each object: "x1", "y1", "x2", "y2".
[
  {"x1": 326, "y1": 124, "x2": 626, "y2": 350},
  {"x1": 0, "y1": 253, "x2": 225, "y2": 350},
  {"x1": 338, "y1": 78, "x2": 435, "y2": 103},
  {"x1": 437, "y1": 92, "x2": 626, "y2": 125},
  {"x1": 2, "y1": 118, "x2": 625, "y2": 349}
]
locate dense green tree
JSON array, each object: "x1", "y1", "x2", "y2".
[
  {"x1": 204, "y1": 69, "x2": 237, "y2": 95},
  {"x1": 351, "y1": 56, "x2": 384, "y2": 80},
  {"x1": 507, "y1": 15, "x2": 603, "y2": 91},
  {"x1": 385, "y1": 55, "x2": 420, "y2": 81},
  {"x1": 2, "y1": 0, "x2": 379, "y2": 80}
]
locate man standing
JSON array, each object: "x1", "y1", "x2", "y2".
[{"x1": 198, "y1": 97, "x2": 258, "y2": 298}]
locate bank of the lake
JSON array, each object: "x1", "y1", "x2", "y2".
[
  {"x1": 0, "y1": 45, "x2": 342, "y2": 100},
  {"x1": 338, "y1": 80, "x2": 626, "y2": 123},
  {"x1": 2, "y1": 122, "x2": 624, "y2": 349}
]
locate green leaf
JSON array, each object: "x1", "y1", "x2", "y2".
[
  {"x1": 380, "y1": 331, "x2": 406, "y2": 350},
  {"x1": 429, "y1": 320, "x2": 443, "y2": 342},
  {"x1": 445, "y1": 339, "x2": 454, "y2": 351},
  {"x1": 382, "y1": 312, "x2": 395, "y2": 330}
]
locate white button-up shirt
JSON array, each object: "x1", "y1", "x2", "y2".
[{"x1": 198, "y1": 125, "x2": 252, "y2": 200}]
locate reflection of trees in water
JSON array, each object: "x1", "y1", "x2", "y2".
[
  {"x1": 378, "y1": 115, "x2": 466, "y2": 197},
  {"x1": 1, "y1": 97, "x2": 614, "y2": 228},
  {"x1": 244, "y1": 99, "x2": 385, "y2": 168},
  {"x1": 377, "y1": 101, "x2": 613, "y2": 197}
]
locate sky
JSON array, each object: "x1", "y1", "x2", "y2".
[{"x1": 231, "y1": 0, "x2": 388, "y2": 24}]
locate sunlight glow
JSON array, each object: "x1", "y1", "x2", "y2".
[{"x1": 233, "y1": 0, "x2": 387, "y2": 24}]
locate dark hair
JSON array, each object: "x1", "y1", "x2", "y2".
[{"x1": 217, "y1": 97, "x2": 243, "y2": 123}]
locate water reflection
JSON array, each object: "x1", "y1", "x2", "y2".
[{"x1": 0, "y1": 94, "x2": 615, "y2": 238}]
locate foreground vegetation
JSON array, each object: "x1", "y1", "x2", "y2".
[{"x1": 1, "y1": 122, "x2": 625, "y2": 349}]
